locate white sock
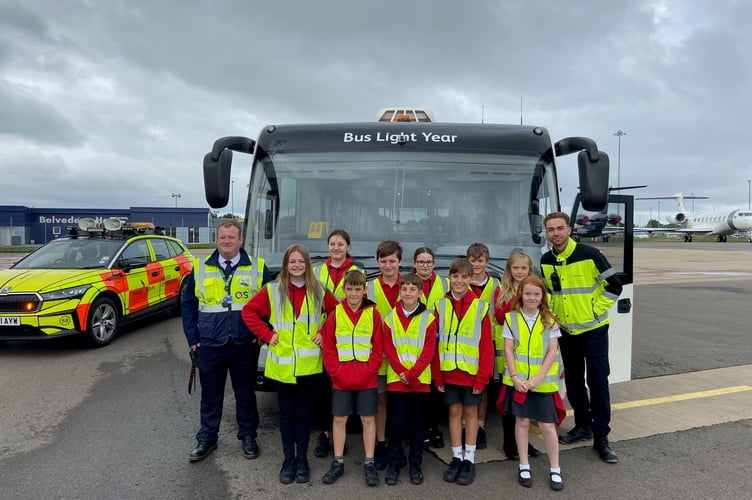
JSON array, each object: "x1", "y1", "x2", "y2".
[
  {"x1": 452, "y1": 446, "x2": 463, "y2": 459},
  {"x1": 464, "y1": 444, "x2": 476, "y2": 463},
  {"x1": 519, "y1": 463, "x2": 531, "y2": 479},
  {"x1": 550, "y1": 467, "x2": 562, "y2": 483}
]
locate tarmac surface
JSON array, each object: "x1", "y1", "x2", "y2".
[{"x1": 1, "y1": 242, "x2": 751, "y2": 498}]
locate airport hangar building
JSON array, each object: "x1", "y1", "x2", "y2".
[{"x1": 0, "y1": 206, "x2": 213, "y2": 246}]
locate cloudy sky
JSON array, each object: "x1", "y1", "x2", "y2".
[{"x1": 1, "y1": 0, "x2": 751, "y2": 224}]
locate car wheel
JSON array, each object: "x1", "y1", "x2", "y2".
[{"x1": 86, "y1": 297, "x2": 119, "y2": 347}]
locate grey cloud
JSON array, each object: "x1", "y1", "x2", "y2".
[{"x1": 0, "y1": 85, "x2": 85, "y2": 146}]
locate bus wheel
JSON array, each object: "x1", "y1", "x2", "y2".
[{"x1": 86, "y1": 297, "x2": 120, "y2": 347}]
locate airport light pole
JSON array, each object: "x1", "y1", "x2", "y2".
[
  {"x1": 171, "y1": 192, "x2": 181, "y2": 208},
  {"x1": 231, "y1": 180, "x2": 235, "y2": 217},
  {"x1": 614, "y1": 129, "x2": 626, "y2": 189},
  {"x1": 748, "y1": 179, "x2": 751, "y2": 210}
]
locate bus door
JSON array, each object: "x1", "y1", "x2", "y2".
[{"x1": 569, "y1": 193, "x2": 634, "y2": 383}]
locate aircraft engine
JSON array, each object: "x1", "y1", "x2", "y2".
[
  {"x1": 607, "y1": 214, "x2": 622, "y2": 225},
  {"x1": 667, "y1": 212, "x2": 687, "y2": 225}
]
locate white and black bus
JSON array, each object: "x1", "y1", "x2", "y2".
[{"x1": 203, "y1": 110, "x2": 635, "y2": 384}]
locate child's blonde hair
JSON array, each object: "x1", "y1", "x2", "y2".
[
  {"x1": 510, "y1": 275, "x2": 557, "y2": 328},
  {"x1": 497, "y1": 250, "x2": 534, "y2": 308}
]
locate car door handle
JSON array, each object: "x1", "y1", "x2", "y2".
[
  {"x1": 151, "y1": 271, "x2": 160, "y2": 277},
  {"x1": 174, "y1": 266, "x2": 180, "y2": 271}
]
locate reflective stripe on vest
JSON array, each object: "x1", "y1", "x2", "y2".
[
  {"x1": 194, "y1": 258, "x2": 264, "y2": 312},
  {"x1": 501, "y1": 311, "x2": 559, "y2": 392},
  {"x1": 334, "y1": 305, "x2": 375, "y2": 362},
  {"x1": 384, "y1": 309, "x2": 434, "y2": 384},
  {"x1": 436, "y1": 297, "x2": 487, "y2": 376},
  {"x1": 264, "y1": 282, "x2": 324, "y2": 384},
  {"x1": 314, "y1": 263, "x2": 361, "y2": 299}
]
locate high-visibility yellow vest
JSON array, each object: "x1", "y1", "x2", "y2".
[
  {"x1": 384, "y1": 309, "x2": 434, "y2": 385},
  {"x1": 436, "y1": 297, "x2": 488, "y2": 376},
  {"x1": 194, "y1": 257, "x2": 265, "y2": 312},
  {"x1": 264, "y1": 282, "x2": 325, "y2": 384},
  {"x1": 367, "y1": 279, "x2": 399, "y2": 375},
  {"x1": 334, "y1": 304, "x2": 375, "y2": 362},
  {"x1": 314, "y1": 262, "x2": 362, "y2": 299},
  {"x1": 501, "y1": 311, "x2": 559, "y2": 393},
  {"x1": 420, "y1": 275, "x2": 449, "y2": 310}
]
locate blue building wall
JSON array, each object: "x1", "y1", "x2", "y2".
[{"x1": 0, "y1": 206, "x2": 211, "y2": 245}]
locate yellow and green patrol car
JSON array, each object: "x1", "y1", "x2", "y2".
[{"x1": 0, "y1": 219, "x2": 193, "y2": 347}]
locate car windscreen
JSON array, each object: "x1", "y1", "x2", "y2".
[{"x1": 12, "y1": 239, "x2": 124, "y2": 269}]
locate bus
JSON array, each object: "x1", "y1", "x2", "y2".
[{"x1": 202, "y1": 110, "x2": 634, "y2": 384}]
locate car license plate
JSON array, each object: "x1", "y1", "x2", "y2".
[{"x1": 0, "y1": 316, "x2": 21, "y2": 326}]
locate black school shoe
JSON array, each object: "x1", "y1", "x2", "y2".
[
  {"x1": 409, "y1": 465, "x2": 424, "y2": 485},
  {"x1": 279, "y1": 458, "x2": 296, "y2": 484},
  {"x1": 518, "y1": 467, "x2": 532, "y2": 488},
  {"x1": 425, "y1": 427, "x2": 445, "y2": 448},
  {"x1": 443, "y1": 457, "x2": 462, "y2": 483},
  {"x1": 476, "y1": 427, "x2": 487, "y2": 449},
  {"x1": 322, "y1": 460, "x2": 345, "y2": 484},
  {"x1": 364, "y1": 463, "x2": 380, "y2": 486},
  {"x1": 550, "y1": 470, "x2": 564, "y2": 491},
  {"x1": 295, "y1": 456, "x2": 310, "y2": 483},
  {"x1": 456, "y1": 460, "x2": 476, "y2": 486},
  {"x1": 314, "y1": 432, "x2": 330, "y2": 458},
  {"x1": 385, "y1": 465, "x2": 400, "y2": 485}
]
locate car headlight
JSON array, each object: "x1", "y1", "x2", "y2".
[{"x1": 41, "y1": 285, "x2": 92, "y2": 301}]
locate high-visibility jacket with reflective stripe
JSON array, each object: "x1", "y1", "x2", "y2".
[
  {"x1": 502, "y1": 311, "x2": 559, "y2": 392},
  {"x1": 436, "y1": 297, "x2": 488, "y2": 376},
  {"x1": 367, "y1": 278, "x2": 399, "y2": 375},
  {"x1": 420, "y1": 275, "x2": 449, "y2": 310},
  {"x1": 192, "y1": 256, "x2": 265, "y2": 344},
  {"x1": 541, "y1": 237, "x2": 622, "y2": 334},
  {"x1": 334, "y1": 304, "x2": 375, "y2": 362},
  {"x1": 384, "y1": 309, "x2": 434, "y2": 384},
  {"x1": 194, "y1": 258, "x2": 264, "y2": 313},
  {"x1": 264, "y1": 282, "x2": 325, "y2": 384},
  {"x1": 314, "y1": 262, "x2": 362, "y2": 299}
]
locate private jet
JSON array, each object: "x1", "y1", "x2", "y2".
[{"x1": 637, "y1": 193, "x2": 752, "y2": 242}]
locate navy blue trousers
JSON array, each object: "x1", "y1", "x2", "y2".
[
  {"x1": 195, "y1": 340, "x2": 260, "y2": 443},
  {"x1": 276, "y1": 374, "x2": 317, "y2": 461},
  {"x1": 558, "y1": 325, "x2": 611, "y2": 438},
  {"x1": 387, "y1": 391, "x2": 427, "y2": 468}
]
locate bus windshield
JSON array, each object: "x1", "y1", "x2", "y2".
[{"x1": 246, "y1": 150, "x2": 558, "y2": 273}]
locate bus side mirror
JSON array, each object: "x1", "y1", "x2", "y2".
[
  {"x1": 203, "y1": 136, "x2": 256, "y2": 209},
  {"x1": 203, "y1": 150, "x2": 232, "y2": 209},
  {"x1": 578, "y1": 150, "x2": 609, "y2": 212}
]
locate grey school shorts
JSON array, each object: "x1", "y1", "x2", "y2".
[
  {"x1": 443, "y1": 383, "x2": 482, "y2": 406},
  {"x1": 332, "y1": 388, "x2": 378, "y2": 417}
]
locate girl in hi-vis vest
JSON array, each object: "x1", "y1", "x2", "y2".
[
  {"x1": 497, "y1": 275, "x2": 566, "y2": 492},
  {"x1": 242, "y1": 244, "x2": 339, "y2": 485}
]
